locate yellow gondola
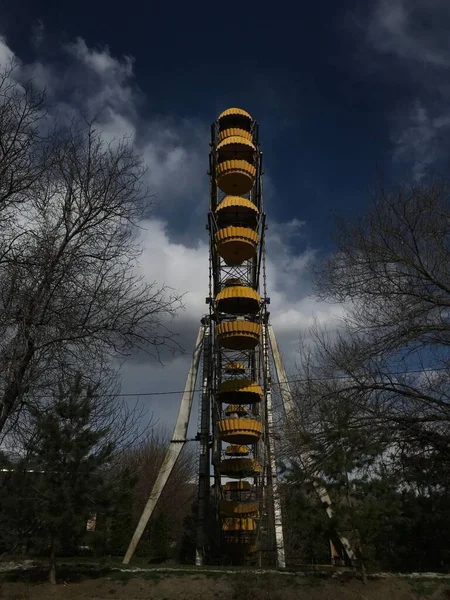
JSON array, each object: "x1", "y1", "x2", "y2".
[
  {"x1": 215, "y1": 226, "x2": 258, "y2": 265},
  {"x1": 224, "y1": 405, "x2": 248, "y2": 417},
  {"x1": 216, "y1": 160, "x2": 256, "y2": 195},
  {"x1": 218, "y1": 107, "x2": 253, "y2": 133},
  {"x1": 216, "y1": 320, "x2": 261, "y2": 350},
  {"x1": 220, "y1": 500, "x2": 259, "y2": 516},
  {"x1": 217, "y1": 417, "x2": 262, "y2": 445},
  {"x1": 216, "y1": 285, "x2": 261, "y2": 315},
  {"x1": 222, "y1": 517, "x2": 257, "y2": 532},
  {"x1": 223, "y1": 481, "x2": 252, "y2": 492},
  {"x1": 225, "y1": 445, "x2": 250, "y2": 456},
  {"x1": 220, "y1": 458, "x2": 262, "y2": 478},
  {"x1": 215, "y1": 196, "x2": 258, "y2": 229},
  {"x1": 218, "y1": 379, "x2": 263, "y2": 404},
  {"x1": 224, "y1": 362, "x2": 246, "y2": 374},
  {"x1": 218, "y1": 128, "x2": 252, "y2": 143},
  {"x1": 217, "y1": 136, "x2": 255, "y2": 165}
]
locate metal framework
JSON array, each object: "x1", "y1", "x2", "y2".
[{"x1": 122, "y1": 108, "x2": 355, "y2": 568}]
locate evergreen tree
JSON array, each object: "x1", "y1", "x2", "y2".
[
  {"x1": 106, "y1": 467, "x2": 138, "y2": 556},
  {"x1": 287, "y1": 378, "x2": 450, "y2": 572},
  {"x1": 179, "y1": 503, "x2": 197, "y2": 564},
  {"x1": 21, "y1": 373, "x2": 115, "y2": 583},
  {"x1": 151, "y1": 512, "x2": 170, "y2": 560},
  {"x1": 281, "y1": 466, "x2": 331, "y2": 565}
]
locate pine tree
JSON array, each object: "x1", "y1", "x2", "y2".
[
  {"x1": 106, "y1": 467, "x2": 137, "y2": 556},
  {"x1": 150, "y1": 512, "x2": 170, "y2": 561},
  {"x1": 22, "y1": 373, "x2": 115, "y2": 583},
  {"x1": 281, "y1": 465, "x2": 331, "y2": 565}
]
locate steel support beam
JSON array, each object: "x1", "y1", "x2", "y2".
[
  {"x1": 122, "y1": 322, "x2": 206, "y2": 564},
  {"x1": 262, "y1": 322, "x2": 286, "y2": 569},
  {"x1": 267, "y1": 324, "x2": 356, "y2": 565},
  {"x1": 195, "y1": 319, "x2": 212, "y2": 565}
]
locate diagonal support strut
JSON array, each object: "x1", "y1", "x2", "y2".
[
  {"x1": 122, "y1": 321, "x2": 206, "y2": 564},
  {"x1": 262, "y1": 321, "x2": 286, "y2": 569},
  {"x1": 267, "y1": 324, "x2": 356, "y2": 566}
]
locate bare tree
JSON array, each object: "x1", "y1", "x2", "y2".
[
  {"x1": 0, "y1": 61, "x2": 52, "y2": 212},
  {"x1": 310, "y1": 179, "x2": 450, "y2": 471},
  {"x1": 0, "y1": 110, "x2": 183, "y2": 439},
  {"x1": 124, "y1": 429, "x2": 195, "y2": 524},
  {"x1": 111, "y1": 428, "x2": 195, "y2": 555}
]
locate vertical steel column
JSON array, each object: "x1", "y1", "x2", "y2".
[
  {"x1": 267, "y1": 324, "x2": 356, "y2": 565},
  {"x1": 262, "y1": 320, "x2": 286, "y2": 568},
  {"x1": 195, "y1": 318, "x2": 212, "y2": 565},
  {"x1": 123, "y1": 323, "x2": 206, "y2": 564},
  {"x1": 209, "y1": 119, "x2": 222, "y2": 549}
]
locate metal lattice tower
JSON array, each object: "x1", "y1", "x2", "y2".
[
  {"x1": 122, "y1": 108, "x2": 356, "y2": 569},
  {"x1": 200, "y1": 108, "x2": 285, "y2": 566}
]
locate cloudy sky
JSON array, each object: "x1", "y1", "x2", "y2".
[{"x1": 0, "y1": 0, "x2": 448, "y2": 432}]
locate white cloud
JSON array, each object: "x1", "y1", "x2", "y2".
[
  {"x1": 65, "y1": 38, "x2": 136, "y2": 112},
  {"x1": 367, "y1": 0, "x2": 450, "y2": 66},
  {"x1": 0, "y1": 33, "x2": 339, "y2": 433},
  {"x1": 265, "y1": 218, "x2": 311, "y2": 295},
  {"x1": 0, "y1": 36, "x2": 14, "y2": 65},
  {"x1": 391, "y1": 101, "x2": 450, "y2": 180},
  {"x1": 68, "y1": 37, "x2": 134, "y2": 78},
  {"x1": 364, "y1": 0, "x2": 450, "y2": 178},
  {"x1": 138, "y1": 218, "x2": 209, "y2": 322},
  {"x1": 14, "y1": 36, "x2": 209, "y2": 239},
  {"x1": 139, "y1": 120, "x2": 207, "y2": 214},
  {"x1": 264, "y1": 219, "x2": 343, "y2": 361}
]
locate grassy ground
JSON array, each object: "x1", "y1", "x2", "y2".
[{"x1": 1, "y1": 559, "x2": 450, "y2": 599}]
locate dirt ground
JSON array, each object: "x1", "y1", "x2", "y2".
[{"x1": 1, "y1": 571, "x2": 450, "y2": 600}]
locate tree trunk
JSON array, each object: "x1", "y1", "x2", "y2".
[
  {"x1": 0, "y1": 336, "x2": 35, "y2": 437},
  {"x1": 356, "y1": 546, "x2": 368, "y2": 585},
  {"x1": 49, "y1": 534, "x2": 56, "y2": 585},
  {"x1": 342, "y1": 445, "x2": 367, "y2": 584}
]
